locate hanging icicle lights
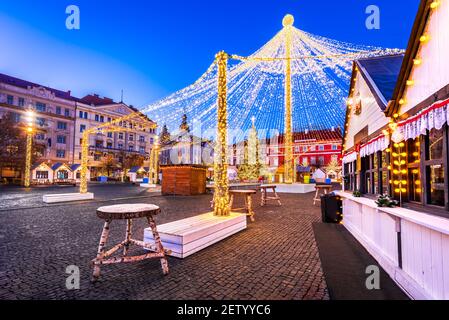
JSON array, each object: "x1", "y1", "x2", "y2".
[{"x1": 141, "y1": 16, "x2": 403, "y2": 143}]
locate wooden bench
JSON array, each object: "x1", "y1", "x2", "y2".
[{"x1": 92, "y1": 204, "x2": 170, "y2": 282}]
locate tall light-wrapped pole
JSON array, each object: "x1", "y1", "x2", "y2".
[
  {"x1": 24, "y1": 110, "x2": 35, "y2": 188},
  {"x1": 214, "y1": 51, "x2": 230, "y2": 216},
  {"x1": 283, "y1": 14, "x2": 294, "y2": 184},
  {"x1": 80, "y1": 130, "x2": 89, "y2": 194}
]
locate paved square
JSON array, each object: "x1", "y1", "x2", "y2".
[{"x1": 0, "y1": 185, "x2": 329, "y2": 300}]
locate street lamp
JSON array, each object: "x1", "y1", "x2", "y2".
[{"x1": 24, "y1": 109, "x2": 35, "y2": 188}]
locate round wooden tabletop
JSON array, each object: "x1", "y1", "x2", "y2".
[
  {"x1": 96, "y1": 204, "x2": 161, "y2": 220},
  {"x1": 229, "y1": 190, "x2": 257, "y2": 195},
  {"x1": 260, "y1": 184, "x2": 277, "y2": 188},
  {"x1": 315, "y1": 185, "x2": 333, "y2": 189}
]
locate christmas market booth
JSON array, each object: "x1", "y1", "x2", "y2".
[
  {"x1": 338, "y1": 0, "x2": 449, "y2": 300},
  {"x1": 161, "y1": 165, "x2": 207, "y2": 196}
]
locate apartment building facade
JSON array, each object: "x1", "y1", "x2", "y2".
[
  {"x1": 0, "y1": 73, "x2": 157, "y2": 183},
  {"x1": 0, "y1": 73, "x2": 76, "y2": 181},
  {"x1": 74, "y1": 94, "x2": 157, "y2": 179}
]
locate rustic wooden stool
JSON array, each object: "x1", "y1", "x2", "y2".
[
  {"x1": 229, "y1": 190, "x2": 257, "y2": 222},
  {"x1": 313, "y1": 185, "x2": 333, "y2": 206},
  {"x1": 259, "y1": 184, "x2": 282, "y2": 207},
  {"x1": 92, "y1": 204, "x2": 170, "y2": 282}
]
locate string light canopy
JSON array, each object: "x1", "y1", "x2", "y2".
[{"x1": 141, "y1": 15, "x2": 403, "y2": 144}]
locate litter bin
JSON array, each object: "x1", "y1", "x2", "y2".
[{"x1": 321, "y1": 193, "x2": 343, "y2": 223}]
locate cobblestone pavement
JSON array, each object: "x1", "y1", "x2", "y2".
[{"x1": 0, "y1": 185, "x2": 329, "y2": 300}]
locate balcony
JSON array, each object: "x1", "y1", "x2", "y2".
[{"x1": 88, "y1": 146, "x2": 149, "y2": 156}]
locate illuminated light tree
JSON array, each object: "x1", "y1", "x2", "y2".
[
  {"x1": 238, "y1": 117, "x2": 263, "y2": 182},
  {"x1": 159, "y1": 124, "x2": 171, "y2": 145}
]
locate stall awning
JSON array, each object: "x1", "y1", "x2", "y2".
[
  {"x1": 397, "y1": 98, "x2": 449, "y2": 141},
  {"x1": 360, "y1": 134, "x2": 390, "y2": 158},
  {"x1": 342, "y1": 151, "x2": 357, "y2": 164}
]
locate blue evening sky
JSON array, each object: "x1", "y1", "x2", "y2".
[{"x1": 0, "y1": 0, "x2": 420, "y2": 108}]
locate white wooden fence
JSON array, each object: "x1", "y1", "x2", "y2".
[{"x1": 336, "y1": 191, "x2": 449, "y2": 300}]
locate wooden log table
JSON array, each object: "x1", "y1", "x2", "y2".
[
  {"x1": 229, "y1": 190, "x2": 257, "y2": 222},
  {"x1": 313, "y1": 185, "x2": 333, "y2": 206},
  {"x1": 92, "y1": 204, "x2": 170, "y2": 282},
  {"x1": 259, "y1": 184, "x2": 282, "y2": 207}
]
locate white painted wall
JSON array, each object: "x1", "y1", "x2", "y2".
[
  {"x1": 345, "y1": 71, "x2": 390, "y2": 151},
  {"x1": 401, "y1": 0, "x2": 449, "y2": 114}
]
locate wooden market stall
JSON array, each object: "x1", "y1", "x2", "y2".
[
  {"x1": 161, "y1": 165, "x2": 207, "y2": 196},
  {"x1": 340, "y1": 0, "x2": 449, "y2": 300}
]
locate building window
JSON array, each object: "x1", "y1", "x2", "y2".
[
  {"x1": 56, "y1": 150, "x2": 66, "y2": 158},
  {"x1": 129, "y1": 134, "x2": 134, "y2": 141},
  {"x1": 344, "y1": 161, "x2": 357, "y2": 191},
  {"x1": 36, "y1": 171, "x2": 49, "y2": 179},
  {"x1": 139, "y1": 146, "x2": 145, "y2": 154},
  {"x1": 100, "y1": 116, "x2": 104, "y2": 123},
  {"x1": 83, "y1": 112, "x2": 88, "y2": 119},
  {"x1": 310, "y1": 157, "x2": 317, "y2": 165},
  {"x1": 381, "y1": 150, "x2": 391, "y2": 196},
  {"x1": 79, "y1": 111, "x2": 83, "y2": 118},
  {"x1": 36, "y1": 117, "x2": 46, "y2": 127},
  {"x1": 95, "y1": 115, "x2": 99, "y2": 122},
  {"x1": 107, "y1": 132, "x2": 113, "y2": 138},
  {"x1": 107, "y1": 117, "x2": 112, "y2": 123},
  {"x1": 363, "y1": 151, "x2": 390, "y2": 196},
  {"x1": 424, "y1": 128, "x2": 446, "y2": 207},
  {"x1": 319, "y1": 145, "x2": 325, "y2": 151},
  {"x1": 332, "y1": 145, "x2": 338, "y2": 150},
  {"x1": 57, "y1": 135, "x2": 66, "y2": 144},
  {"x1": 57, "y1": 170, "x2": 69, "y2": 180},
  {"x1": 128, "y1": 145, "x2": 134, "y2": 152},
  {"x1": 301, "y1": 157, "x2": 309, "y2": 166},
  {"x1": 362, "y1": 154, "x2": 376, "y2": 194},
  {"x1": 36, "y1": 102, "x2": 46, "y2": 112},
  {"x1": 35, "y1": 133, "x2": 45, "y2": 141},
  {"x1": 318, "y1": 156, "x2": 325, "y2": 166},
  {"x1": 80, "y1": 124, "x2": 86, "y2": 133},
  {"x1": 107, "y1": 142, "x2": 113, "y2": 149},
  {"x1": 7, "y1": 95, "x2": 14, "y2": 105},
  {"x1": 18, "y1": 98, "x2": 25, "y2": 107},
  {"x1": 65, "y1": 109, "x2": 70, "y2": 117},
  {"x1": 139, "y1": 136, "x2": 145, "y2": 143},
  {"x1": 118, "y1": 143, "x2": 123, "y2": 149},
  {"x1": 56, "y1": 107, "x2": 62, "y2": 115},
  {"x1": 118, "y1": 133, "x2": 124, "y2": 140},
  {"x1": 407, "y1": 138, "x2": 421, "y2": 202},
  {"x1": 150, "y1": 138, "x2": 154, "y2": 144},
  {"x1": 57, "y1": 122, "x2": 67, "y2": 130},
  {"x1": 11, "y1": 113, "x2": 21, "y2": 123}
]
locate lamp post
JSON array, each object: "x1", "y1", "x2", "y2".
[{"x1": 24, "y1": 110, "x2": 35, "y2": 188}]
